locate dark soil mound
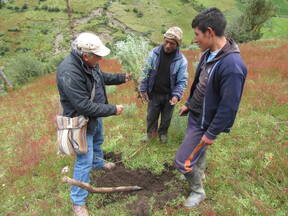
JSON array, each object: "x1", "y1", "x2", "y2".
[{"x1": 90, "y1": 153, "x2": 186, "y2": 216}]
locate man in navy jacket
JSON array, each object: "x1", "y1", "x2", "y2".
[{"x1": 174, "y1": 8, "x2": 247, "y2": 208}]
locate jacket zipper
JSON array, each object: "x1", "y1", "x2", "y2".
[{"x1": 201, "y1": 61, "x2": 220, "y2": 129}]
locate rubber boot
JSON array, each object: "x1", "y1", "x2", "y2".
[{"x1": 183, "y1": 168, "x2": 206, "y2": 208}]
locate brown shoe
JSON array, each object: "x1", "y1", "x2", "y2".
[
  {"x1": 72, "y1": 205, "x2": 89, "y2": 216},
  {"x1": 102, "y1": 162, "x2": 116, "y2": 171}
]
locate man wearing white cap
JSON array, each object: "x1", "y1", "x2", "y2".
[
  {"x1": 57, "y1": 32, "x2": 130, "y2": 215},
  {"x1": 139, "y1": 27, "x2": 188, "y2": 143}
]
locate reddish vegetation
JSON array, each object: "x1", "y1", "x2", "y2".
[
  {"x1": 1, "y1": 73, "x2": 58, "y2": 179},
  {"x1": 241, "y1": 41, "x2": 288, "y2": 106}
]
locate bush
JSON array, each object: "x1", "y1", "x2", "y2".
[
  {"x1": 15, "y1": 47, "x2": 30, "y2": 53},
  {"x1": 132, "y1": 8, "x2": 138, "y2": 13},
  {"x1": 132, "y1": 7, "x2": 143, "y2": 18},
  {"x1": 21, "y1": 4, "x2": 28, "y2": 10},
  {"x1": 227, "y1": 0, "x2": 275, "y2": 43},
  {"x1": 41, "y1": 29, "x2": 49, "y2": 35},
  {"x1": 7, "y1": 28, "x2": 21, "y2": 32},
  {"x1": 5, "y1": 53, "x2": 46, "y2": 85},
  {"x1": 43, "y1": 54, "x2": 66, "y2": 74},
  {"x1": 41, "y1": 5, "x2": 48, "y2": 10},
  {"x1": 0, "y1": 2, "x2": 5, "y2": 9},
  {"x1": 0, "y1": 46, "x2": 9, "y2": 56},
  {"x1": 136, "y1": 11, "x2": 143, "y2": 18},
  {"x1": 115, "y1": 34, "x2": 150, "y2": 85},
  {"x1": 103, "y1": 1, "x2": 112, "y2": 10}
]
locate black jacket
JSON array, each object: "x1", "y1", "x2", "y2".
[{"x1": 57, "y1": 51, "x2": 126, "y2": 134}]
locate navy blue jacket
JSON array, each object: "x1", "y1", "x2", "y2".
[{"x1": 186, "y1": 39, "x2": 247, "y2": 139}]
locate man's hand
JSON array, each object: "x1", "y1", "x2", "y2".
[
  {"x1": 179, "y1": 105, "x2": 189, "y2": 116},
  {"x1": 200, "y1": 135, "x2": 214, "y2": 146},
  {"x1": 125, "y1": 74, "x2": 132, "y2": 82},
  {"x1": 140, "y1": 92, "x2": 149, "y2": 102},
  {"x1": 169, "y1": 96, "x2": 178, "y2": 106},
  {"x1": 116, "y1": 105, "x2": 124, "y2": 115}
]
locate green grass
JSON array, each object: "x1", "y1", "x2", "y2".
[
  {"x1": 1, "y1": 0, "x2": 288, "y2": 68},
  {"x1": 262, "y1": 17, "x2": 288, "y2": 39},
  {"x1": 274, "y1": 0, "x2": 288, "y2": 16},
  {"x1": 1, "y1": 40, "x2": 287, "y2": 215}
]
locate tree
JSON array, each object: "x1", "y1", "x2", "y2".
[{"x1": 227, "y1": 0, "x2": 275, "y2": 43}]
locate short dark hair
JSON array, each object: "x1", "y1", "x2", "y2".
[{"x1": 192, "y1": 7, "x2": 227, "y2": 36}]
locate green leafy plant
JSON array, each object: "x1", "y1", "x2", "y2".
[
  {"x1": 115, "y1": 34, "x2": 150, "y2": 88},
  {"x1": 227, "y1": 0, "x2": 275, "y2": 43},
  {"x1": 5, "y1": 53, "x2": 46, "y2": 86}
]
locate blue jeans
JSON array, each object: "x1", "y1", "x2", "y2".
[{"x1": 70, "y1": 118, "x2": 105, "y2": 206}]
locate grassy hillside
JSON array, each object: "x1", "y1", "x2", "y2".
[
  {"x1": 0, "y1": 0, "x2": 287, "y2": 67},
  {"x1": 0, "y1": 40, "x2": 287, "y2": 215}
]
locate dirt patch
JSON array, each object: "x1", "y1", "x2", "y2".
[{"x1": 90, "y1": 153, "x2": 186, "y2": 215}]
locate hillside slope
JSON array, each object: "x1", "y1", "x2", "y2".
[
  {"x1": 0, "y1": 0, "x2": 287, "y2": 66},
  {"x1": 0, "y1": 40, "x2": 287, "y2": 215}
]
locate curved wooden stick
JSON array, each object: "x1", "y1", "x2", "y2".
[{"x1": 62, "y1": 176, "x2": 143, "y2": 193}]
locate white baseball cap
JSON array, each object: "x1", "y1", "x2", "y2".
[{"x1": 72, "y1": 32, "x2": 110, "y2": 57}]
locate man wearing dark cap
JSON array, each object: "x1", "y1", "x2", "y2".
[{"x1": 139, "y1": 27, "x2": 188, "y2": 143}]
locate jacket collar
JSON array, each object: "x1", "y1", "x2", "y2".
[
  {"x1": 203, "y1": 38, "x2": 240, "y2": 65},
  {"x1": 153, "y1": 44, "x2": 183, "y2": 62},
  {"x1": 70, "y1": 50, "x2": 96, "y2": 75}
]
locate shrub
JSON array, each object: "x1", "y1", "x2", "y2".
[
  {"x1": 5, "y1": 53, "x2": 46, "y2": 85},
  {"x1": 0, "y1": 46, "x2": 9, "y2": 56},
  {"x1": 7, "y1": 28, "x2": 21, "y2": 32},
  {"x1": 136, "y1": 11, "x2": 143, "y2": 18},
  {"x1": 41, "y1": 5, "x2": 48, "y2": 10},
  {"x1": 13, "y1": 6, "x2": 19, "y2": 11},
  {"x1": 0, "y1": 2, "x2": 5, "y2": 9},
  {"x1": 115, "y1": 34, "x2": 150, "y2": 86},
  {"x1": 132, "y1": 8, "x2": 138, "y2": 13},
  {"x1": 103, "y1": 1, "x2": 112, "y2": 10},
  {"x1": 132, "y1": 7, "x2": 143, "y2": 18},
  {"x1": 21, "y1": 4, "x2": 28, "y2": 10},
  {"x1": 43, "y1": 54, "x2": 66, "y2": 73},
  {"x1": 41, "y1": 29, "x2": 49, "y2": 35},
  {"x1": 227, "y1": 0, "x2": 275, "y2": 43},
  {"x1": 15, "y1": 47, "x2": 30, "y2": 53}
]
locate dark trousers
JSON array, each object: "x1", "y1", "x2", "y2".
[
  {"x1": 147, "y1": 93, "x2": 174, "y2": 136},
  {"x1": 174, "y1": 112, "x2": 207, "y2": 174}
]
